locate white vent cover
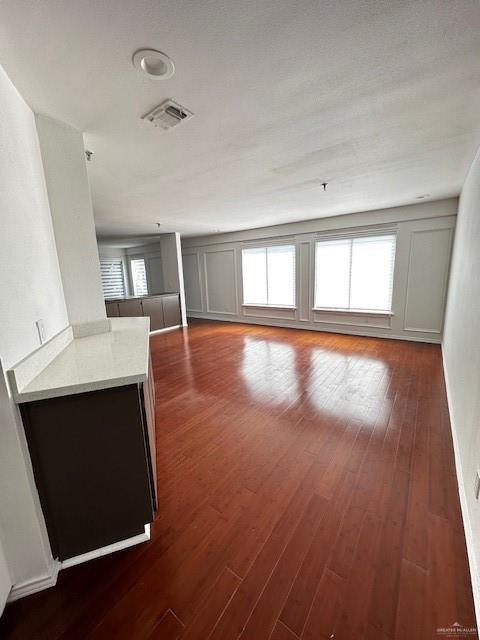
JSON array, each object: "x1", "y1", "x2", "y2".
[{"x1": 142, "y1": 99, "x2": 193, "y2": 130}]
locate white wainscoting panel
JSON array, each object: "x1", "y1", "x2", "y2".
[
  {"x1": 404, "y1": 228, "x2": 452, "y2": 333},
  {"x1": 313, "y1": 310, "x2": 392, "y2": 329},
  {"x1": 146, "y1": 256, "x2": 164, "y2": 295},
  {"x1": 243, "y1": 306, "x2": 296, "y2": 320},
  {"x1": 182, "y1": 252, "x2": 203, "y2": 312},
  {"x1": 298, "y1": 241, "x2": 311, "y2": 321},
  {"x1": 182, "y1": 205, "x2": 456, "y2": 344},
  {"x1": 204, "y1": 249, "x2": 237, "y2": 315}
]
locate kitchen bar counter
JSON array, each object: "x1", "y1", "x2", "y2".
[
  {"x1": 8, "y1": 317, "x2": 150, "y2": 403},
  {"x1": 105, "y1": 292, "x2": 182, "y2": 331},
  {"x1": 8, "y1": 316, "x2": 157, "y2": 563},
  {"x1": 105, "y1": 291, "x2": 179, "y2": 302}
]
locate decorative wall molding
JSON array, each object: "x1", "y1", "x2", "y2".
[
  {"x1": 204, "y1": 249, "x2": 238, "y2": 315},
  {"x1": 298, "y1": 241, "x2": 311, "y2": 322},
  {"x1": 403, "y1": 227, "x2": 453, "y2": 333},
  {"x1": 243, "y1": 305, "x2": 296, "y2": 321},
  {"x1": 312, "y1": 309, "x2": 392, "y2": 329},
  {"x1": 182, "y1": 211, "x2": 456, "y2": 344},
  {"x1": 182, "y1": 251, "x2": 204, "y2": 313},
  {"x1": 187, "y1": 312, "x2": 441, "y2": 344}
]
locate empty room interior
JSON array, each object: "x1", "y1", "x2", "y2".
[{"x1": 1, "y1": 1, "x2": 480, "y2": 639}]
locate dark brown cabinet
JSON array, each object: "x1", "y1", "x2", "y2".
[
  {"x1": 105, "y1": 301, "x2": 119, "y2": 317},
  {"x1": 105, "y1": 294, "x2": 182, "y2": 331},
  {"x1": 162, "y1": 294, "x2": 182, "y2": 327},
  {"x1": 21, "y1": 383, "x2": 156, "y2": 561},
  {"x1": 118, "y1": 299, "x2": 143, "y2": 317},
  {"x1": 141, "y1": 297, "x2": 164, "y2": 331}
]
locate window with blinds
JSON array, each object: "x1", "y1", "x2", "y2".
[
  {"x1": 131, "y1": 258, "x2": 148, "y2": 297},
  {"x1": 242, "y1": 244, "x2": 296, "y2": 306},
  {"x1": 314, "y1": 234, "x2": 396, "y2": 312},
  {"x1": 100, "y1": 259, "x2": 126, "y2": 300}
]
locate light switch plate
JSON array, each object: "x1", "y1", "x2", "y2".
[{"x1": 36, "y1": 319, "x2": 46, "y2": 344}]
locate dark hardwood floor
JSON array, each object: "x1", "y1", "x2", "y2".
[{"x1": 0, "y1": 320, "x2": 477, "y2": 639}]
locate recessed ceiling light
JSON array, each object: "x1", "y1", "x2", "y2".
[{"x1": 132, "y1": 49, "x2": 175, "y2": 79}]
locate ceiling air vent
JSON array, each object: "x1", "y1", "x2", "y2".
[{"x1": 142, "y1": 99, "x2": 193, "y2": 131}]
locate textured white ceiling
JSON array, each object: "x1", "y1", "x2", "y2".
[{"x1": 0, "y1": 0, "x2": 479, "y2": 237}]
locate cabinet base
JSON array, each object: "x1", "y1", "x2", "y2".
[
  {"x1": 8, "y1": 525, "x2": 151, "y2": 603},
  {"x1": 61, "y1": 524, "x2": 151, "y2": 569},
  {"x1": 149, "y1": 324, "x2": 181, "y2": 335}
]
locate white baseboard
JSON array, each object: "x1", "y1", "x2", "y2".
[
  {"x1": 186, "y1": 313, "x2": 441, "y2": 344},
  {"x1": 61, "y1": 524, "x2": 150, "y2": 569},
  {"x1": 7, "y1": 525, "x2": 151, "y2": 602},
  {"x1": 442, "y1": 348, "x2": 480, "y2": 627},
  {"x1": 149, "y1": 325, "x2": 181, "y2": 335},
  {"x1": 7, "y1": 560, "x2": 59, "y2": 603}
]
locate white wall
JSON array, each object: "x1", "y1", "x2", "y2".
[
  {"x1": 97, "y1": 244, "x2": 131, "y2": 297},
  {"x1": 36, "y1": 115, "x2": 106, "y2": 326},
  {"x1": 182, "y1": 199, "x2": 457, "y2": 343},
  {"x1": 125, "y1": 242, "x2": 164, "y2": 296},
  {"x1": 98, "y1": 241, "x2": 168, "y2": 298},
  {"x1": 98, "y1": 237, "x2": 187, "y2": 325},
  {"x1": 0, "y1": 538, "x2": 11, "y2": 610},
  {"x1": 443, "y1": 147, "x2": 480, "y2": 618},
  {"x1": 0, "y1": 65, "x2": 68, "y2": 606},
  {"x1": 161, "y1": 233, "x2": 187, "y2": 326}
]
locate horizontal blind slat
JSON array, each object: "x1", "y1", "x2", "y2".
[{"x1": 100, "y1": 259, "x2": 125, "y2": 300}]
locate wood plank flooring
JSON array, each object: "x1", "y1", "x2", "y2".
[{"x1": 0, "y1": 320, "x2": 477, "y2": 639}]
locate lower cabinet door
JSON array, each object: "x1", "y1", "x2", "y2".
[
  {"x1": 141, "y1": 297, "x2": 165, "y2": 331},
  {"x1": 21, "y1": 385, "x2": 154, "y2": 561},
  {"x1": 118, "y1": 299, "x2": 143, "y2": 317},
  {"x1": 105, "y1": 302, "x2": 119, "y2": 317},
  {"x1": 162, "y1": 294, "x2": 181, "y2": 327}
]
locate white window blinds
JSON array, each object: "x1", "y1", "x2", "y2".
[
  {"x1": 314, "y1": 234, "x2": 396, "y2": 312},
  {"x1": 100, "y1": 259, "x2": 126, "y2": 300},
  {"x1": 130, "y1": 258, "x2": 148, "y2": 297},
  {"x1": 242, "y1": 245, "x2": 296, "y2": 306}
]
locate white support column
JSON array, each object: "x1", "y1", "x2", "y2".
[
  {"x1": 35, "y1": 115, "x2": 106, "y2": 326},
  {"x1": 160, "y1": 232, "x2": 188, "y2": 326}
]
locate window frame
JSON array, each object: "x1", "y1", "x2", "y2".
[
  {"x1": 313, "y1": 232, "x2": 397, "y2": 315},
  {"x1": 241, "y1": 242, "x2": 297, "y2": 309},
  {"x1": 129, "y1": 257, "x2": 149, "y2": 297},
  {"x1": 99, "y1": 258, "x2": 127, "y2": 300}
]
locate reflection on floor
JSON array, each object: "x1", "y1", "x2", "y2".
[{"x1": 0, "y1": 319, "x2": 476, "y2": 640}]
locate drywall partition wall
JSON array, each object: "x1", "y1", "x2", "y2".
[
  {"x1": 0, "y1": 65, "x2": 68, "y2": 602},
  {"x1": 160, "y1": 233, "x2": 187, "y2": 325},
  {"x1": 204, "y1": 250, "x2": 237, "y2": 314},
  {"x1": 125, "y1": 242, "x2": 164, "y2": 295},
  {"x1": 443, "y1": 147, "x2": 480, "y2": 618},
  {"x1": 0, "y1": 538, "x2": 11, "y2": 611},
  {"x1": 182, "y1": 199, "x2": 457, "y2": 343},
  {"x1": 97, "y1": 244, "x2": 131, "y2": 297},
  {"x1": 99, "y1": 242, "x2": 166, "y2": 298},
  {"x1": 404, "y1": 228, "x2": 453, "y2": 333},
  {"x1": 35, "y1": 115, "x2": 106, "y2": 326},
  {"x1": 183, "y1": 253, "x2": 203, "y2": 313}
]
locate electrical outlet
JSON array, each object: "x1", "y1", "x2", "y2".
[
  {"x1": 36, "y1": 319, "x2": 46, "y2": 345},
  {"x1": 475, "y1": 471, "x2": 480, "y2": 501}
]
